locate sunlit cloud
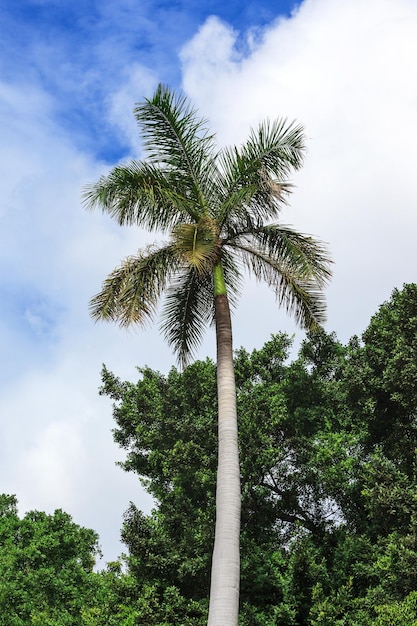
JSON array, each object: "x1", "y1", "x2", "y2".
[{"x1": 181, "y1": 0, "x2": 417, "y2": 343}]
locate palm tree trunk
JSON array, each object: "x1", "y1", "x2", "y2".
[{"x1": 208, "y1": 268, "x2": 241, "y2": 626}]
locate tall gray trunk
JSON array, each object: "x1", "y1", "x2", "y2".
[{"x1": 207, "y1": 293, "x2": 241, "y2": 626}]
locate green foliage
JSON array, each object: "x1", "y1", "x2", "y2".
[
  {"x1": 0, "y1": 498, "x2": 101, "y2": 625},
  {"x1": 372, "y1": 591, "x2": 417, "y2": 625},
  {"x1": 344, "y1": 284, "x2": 417, "y2": 471},
  {"x1": 5, "y1": 284, "x2": 417, "y2": 624},
  {"x1": 96, "y1": 284, "x2": 417, "y2": 624},
  {"x1": 100, "y1": 331, "x2": 352, "y2": 623}
]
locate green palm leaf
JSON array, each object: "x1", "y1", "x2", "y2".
[
  {"x1": 228, "y1": 224, "x2": 332, "y2": 328},
  {"x1": 83, "y1": 160, "x2": 201, "y2": 230},
  {"x1": 160, "y1": 269, "x2": 214, "y2": 367},
  {"x1": 135, "y1": 84, "x2": 219, "y2": 215},
  {"x1": 216, "y1": 118, "x2": 305, "y2": 228},
  {"x1": 89, "y1": 244, "x2": 178, "y2": 327},
  {"x1": 243, "y1": 249, "x2": 326, "y2": 327},
  {"x1": 234, "y1": 225, "x2": 332, "y2": 285}
]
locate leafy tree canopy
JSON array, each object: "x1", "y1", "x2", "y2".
[
  {"x1": 100, "y1": 284, "x2": 417, "y2": 625},
  {"x1": 4, "y1": 284, "x2": 417, "y2": 625},
  {"x1": 0, "y1": 496, "x2": 101, "y2": 625}
]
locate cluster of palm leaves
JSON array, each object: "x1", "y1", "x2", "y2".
[{"x1": 84, "y1": 85, "x2": 331, "y2": 366}]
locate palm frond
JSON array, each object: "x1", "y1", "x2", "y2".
[
  {"x1": 89, "y1": 244, "x2": 179, "y2": 327},
  {"x1": 160, "y1": 269, "x2": 214, "y2": 367},
  {"x1": 235, "y1": 225, "x2": 333, "y2": 287},
  {"x1": 217, "y1": 183, "x2": 264, "y2": 234},
  {"x1": 229, "y1": 225, "x2": 332, "y2": 328},
  {"x1": 240, "y1": 245, "x2": 327, "y2": 328},
  {"x1": 83, "y1": 161, "x2": 200, "y2": 230},
  {"x1": 134, "y1": 84, "x2": 219, "y2": 215},
  {"x1": 244, "y1": 118, "x2": 306, "y2": 174},
  {"x1": 216, "y1": 118, "x2": 305, "y2": 227}
]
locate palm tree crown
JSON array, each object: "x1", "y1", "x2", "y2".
[{"x1": 84, "y1": 85, "x2": 332, "y2": 367}]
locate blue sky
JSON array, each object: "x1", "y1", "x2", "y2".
[
  {"x1": 2, "y1": 0, "x2": 299, "y2": 161},
  {"x1": 1, "y1": 0, "x2": 417, "y2": 565}
]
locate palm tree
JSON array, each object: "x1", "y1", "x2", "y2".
[{"x1": 84, "y1": 84, "x2": 332, "y2": 626}]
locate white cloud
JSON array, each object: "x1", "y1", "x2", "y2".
[
  {"x1": 24, "y1": 420, "x2": 86, "y2": 511},
  {"x1": 106, "y1": 63, "x2": 158, "y2": 155},
  {"x1": 0, "y1": 77, "x2": 164, "y2": 561},
  {"x1": 181, "y1": 0, "x2": 417, "y2": 343}
]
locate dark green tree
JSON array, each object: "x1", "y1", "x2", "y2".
[
  {"x1": 302, "y1": 284, "x2": 417, "y2": 624},
  {"x1": 100, "y1": 332, "x2": 346, "y2": 624},
  {"x1": 99, "y1": 284, "x2": 417, "y2": 625},
  {"x1": 0, "y1": 495, "x2": 101, "y2": 625},
  {"x1": 345, "y1": 284, "x2": 417, "y2": 473}
]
